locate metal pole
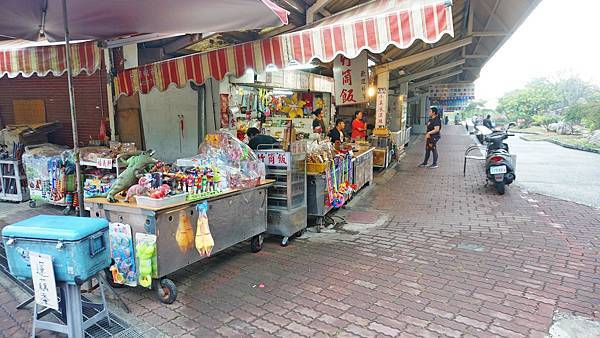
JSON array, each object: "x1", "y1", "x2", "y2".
[{"x1": 62, "y1": 0, "x2": 85, "y2": 216}]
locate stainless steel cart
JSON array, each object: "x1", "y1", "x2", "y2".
[
  {"x1": 306, "y1": 156, "x2": 353, "y2": 230},
  {"x1": 86, "y1": 181, "x2": 272, "y2": 304},
  {"x1": 352, "y1": 148, "x2": 374, "y2": 191},
  {"x1": 256, "y1": 149, "x2": 307, "y2": 246}
]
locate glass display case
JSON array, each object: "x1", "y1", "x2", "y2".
[{"x1": 256, "y1": 149, "x2": 307, "y2": 246}]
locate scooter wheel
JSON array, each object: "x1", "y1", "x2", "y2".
[{"x1": 495, "y1": 181, "x2": 506, "y2": 195}]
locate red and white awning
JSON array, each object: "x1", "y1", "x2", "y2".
[
  {"x1": 0, "y1": 41, "x2": 102, "y2": 78},
  {"x1": 115, "y1": 0, "x2": 454, "y2": 96}
]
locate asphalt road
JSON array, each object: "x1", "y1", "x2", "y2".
[{"x1": 506, "y1": 135, "x2": 600, "y2": 208}]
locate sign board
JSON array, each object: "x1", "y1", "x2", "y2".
[
  {"x1": 375, "y1": 88, "x2": 388, "y2": 128},
  {"x1": 333, "y1": 51, "x2": 368, "y2": 105},
  {"x1": 257, "y1": 151, "x2": 290, "y2": 168},
  {"x1": 96, "y1": 157, "x2": 113, "y2": 169},
  {"x1": 30, "y1": 252, "x2": 59, "y2": 310}
]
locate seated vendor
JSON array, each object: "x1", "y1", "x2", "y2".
[
  {"x1": 328, "y1": 119, "x2": 345, "y2": 145},
  {"x1": 312, "y1": 108, "x2": 327, "y2": 134},
  {"x1": 247, "y1": 127, "x2": 278, "y2": 150}
]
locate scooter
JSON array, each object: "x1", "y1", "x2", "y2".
[{"x1": 484, "y1": 123, "x2": 516, "y2": 195}]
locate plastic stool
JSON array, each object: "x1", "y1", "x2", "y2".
[{"x1": 31, "y1": 273, "x2": 110, "y2": 338}]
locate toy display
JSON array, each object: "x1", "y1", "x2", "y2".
[
  {"x1": 135, "y1": 233, "x2": 157, "y2": 288},
  {"x1": 22, "y1": 144, "x2": 76, "y2": 205},
  {"x1": 107, "y1": 152, "x2": 157, "y2": 202},
  {"x1": 195, "y1": 201, "x2": 214, "y2": 257},
  {"x1": 108, "y1": 223, "x2": 137, "y2": 286}
]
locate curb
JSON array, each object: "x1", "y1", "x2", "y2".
[
  {"x1": 520, "y1": 136, "x2": 600, "y2": 154},
  {"x1": 545, "y1": 139, "x2": 600, "y2": 154}
]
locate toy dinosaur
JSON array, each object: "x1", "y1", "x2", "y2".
[{"x1": 107, "y1": 152, "x2": 156, "y2": 203}]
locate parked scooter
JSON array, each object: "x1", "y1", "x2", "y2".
[{"x1": 483, "y1": 123, "x2": 516, "y2": 194}]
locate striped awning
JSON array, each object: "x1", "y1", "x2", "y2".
[
  {"x1": 0, "y1": 41, "x2": 102, "y2": 78},
  {"x1": 115, "y1": 0, "x2": 453, "y2": 96}
]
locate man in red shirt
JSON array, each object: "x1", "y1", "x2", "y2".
[{"x1": 351, "y1": 111, "x2": 367, "y2": 141}]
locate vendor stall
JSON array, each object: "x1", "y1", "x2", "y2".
[
  {"x1": 86, "y1": 181, "x2": 271, "y2": 304},
  {"x1": 83, "y1": 132, "x2": 271, "y2": 303},
  {"x1": 306, "y1": 141, "x2": 356, "y2": 228},
  {"x1": 350, "y1": 146, "x2": 374, "y2": 191}
]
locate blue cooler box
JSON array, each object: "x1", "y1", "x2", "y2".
[{"x1": 2, "y1": 215, "x2": 110, "y2": 284}]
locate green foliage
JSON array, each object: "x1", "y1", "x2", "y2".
[
  {"x1": 496, "y1": 75, "x2": 600, "y2": 128},
  {"x1": 532, "y1": 114, "x2": 559, "y2": 129}
]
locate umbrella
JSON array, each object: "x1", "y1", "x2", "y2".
[{"x1": 0, "y1": 0, "x2": 289, "y2": 216}]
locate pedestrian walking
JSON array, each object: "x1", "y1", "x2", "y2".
[{"x1": 418, "y1": 107, "x2": 442, "y2": 169}]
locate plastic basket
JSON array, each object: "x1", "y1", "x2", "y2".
[
  {"x1": 135, "y1": 193, "x2": 187, "y2": 208},
  {"x1": 307, "y1": 162, "x2": 328, "y2": 174}
]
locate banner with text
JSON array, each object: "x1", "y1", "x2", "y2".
[
  {"x1": 333, "y1": 51, "x2": 368, "y2": 106},
  {"x1": 376, "y1": 88, "x2": 388, "y2": 128}
]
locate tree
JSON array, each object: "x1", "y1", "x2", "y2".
[{"x1": 565, "y1": 93, "x2": 600, "y2": 130}]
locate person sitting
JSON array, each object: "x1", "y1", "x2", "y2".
[
  {"x1": 483, "y1": 114, "x2": 493, "y2": 129},
  {"x1": 246, "y1": 127, "x2": 278, "y2": 150},
  {"x1": 328, "y1": 119, "x2": 346, "y2": 145}
]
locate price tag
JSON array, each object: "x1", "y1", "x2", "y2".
[
  {"x1": 96, "y1": 157, "x2": 113, "y2": 169},
  {"x1": 30, "y1": 252, "x2": 59, "y2": 310}
]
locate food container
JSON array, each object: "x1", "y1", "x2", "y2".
[
  {"x1": 135, "y1": 193, "x2": 187, "y2": 208},
  {"x1": 2, "y1": 215, "x2": 110, "y2": 284}
]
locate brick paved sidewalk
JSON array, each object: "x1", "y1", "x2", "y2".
[{"x1": 1, "y1": 125, "x2": 599, "y2": 337}]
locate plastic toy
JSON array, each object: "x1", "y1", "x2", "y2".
[
  {"x1": 135, "y1": 233, "x2": 157, "y2": 288},
  {"x1": 108, "y1": 223, "x2": 137, "y2": 286},
  {"x1": 107, "y1": 152, "x2": 156, "y2": 202},
  {"x1": 125, "y1": 177, "x2": 151, "y2": 202}
]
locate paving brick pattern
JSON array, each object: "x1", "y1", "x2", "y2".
[{"x1": 1, "y1": 125, "x2": 599, "y2": 337}]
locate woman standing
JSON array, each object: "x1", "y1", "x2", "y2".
[{"x1": 351, "y1": 111, "x2": 367, "y2": 141}]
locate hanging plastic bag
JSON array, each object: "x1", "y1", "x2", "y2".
[
  {"x1": 175, "y1": 211, "x2": 194, "y2": 253},
  {"x1": 195, "y1": 201, "x2": 214, "y2": 257}
]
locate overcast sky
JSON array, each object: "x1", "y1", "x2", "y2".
[{"x1": 475, "y1": 0, "x2": 600, "y2": 108}]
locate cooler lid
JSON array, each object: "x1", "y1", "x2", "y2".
[{"x1": 2, "y1": 215, "x2": 108, "y2": 241}]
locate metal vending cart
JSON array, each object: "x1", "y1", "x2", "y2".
[
  {"x1": 351, "y1": 148, "x2": 374, "y2": 191},
  {"x1": 307, "y1": 155, "x2": 353, "y2": 229},
  {"x1": 85, "y1": 181, "x2": 272, "y2": 304},
  {"x1": 256, "y1": 148, "x2": 307, "y2": 246}
]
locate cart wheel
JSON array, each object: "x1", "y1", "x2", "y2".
[
  {"x1": 250, "y1": 234, "x2": 264, "y2": 253},
  {"x1": 63, "y1": 206, "x2": 72, "y2": 215},
  {"x1": 155, "y1": 278, "x2": 177, "y2": 304},
  {"x1": 281, "y1": 236, "x2": 289, "y2": 247},
  {"x1": 29, "y1": 200, "x2": 37, "y2": 208},
  {"x1": 294, "y1": 229, "x2": 305, "y2": 238},
  {"x1": 104, "y1": 267, "x2": 124, "y2": 289}
]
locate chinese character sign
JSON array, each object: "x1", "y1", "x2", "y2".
[
  {"x1": 258, "y1": 152, "x2": 290, "y2": 168},
  {"x1": 30, "y1": 252, "x2": 59, "y2": 310},
  {"x1": 95, "y1": 157, "x2": 113, "y2": 169},
  {"x1": 333, "y1": 51, "x2": 368, "y2": 106},
  {"x1": 376, "y1": 88, "x2": 388, "y2": 128}
]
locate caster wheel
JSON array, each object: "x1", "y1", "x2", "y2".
[
  {"x1": 281, "y1": 236, "x2": 289, "y2": 247},
  {"x1": 155, "y1": 278, "x2": 177, "y2": 304},
  {"x1": 29, "y1": 200, "x2": 37, "y2": 208},
  {"x1": 294, "y1": 229, "x2": 305, "y2": 238},
  {"x1": 250, "y1": 234, "x2": 264, "y2": 253}
]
